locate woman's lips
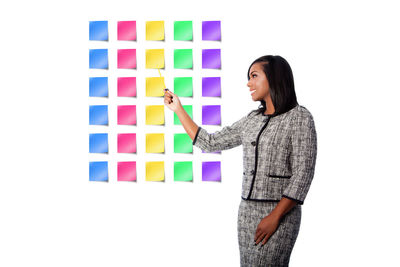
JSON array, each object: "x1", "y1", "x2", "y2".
[{"x1": 250, "y1": 90, "x2": 256, "y2": 95}]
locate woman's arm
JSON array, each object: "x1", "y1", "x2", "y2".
[
  {"x1": 254, "y1": 197, "x2": 298, "y2": 245},
  {"x1": 164, "y1": 89, "x2": 199, "y2": 140},
  {"x1": 164, "y1": 89, "x2": 250, "y2": 152},
  {"x1": 175, "y1": 104, "x2": 199, "y2": 141}
]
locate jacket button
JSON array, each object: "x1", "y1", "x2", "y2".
[
  {"x1": 250, "y1": 170, "x2": 255, "y2": 175},
  {"x1": 251, "y1": 141, "x2": 256, "y2": 146}
]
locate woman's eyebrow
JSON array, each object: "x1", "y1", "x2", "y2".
[{"x1": 250, "y1": 71, "x2": 258, "y2": 75}]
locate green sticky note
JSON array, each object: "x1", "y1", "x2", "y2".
[
  {"x1": 174, "y1": 105, "x2": 192, "y2": 125},
  {"x1": 174, "y1": 49, "x2": 193, "y2": 69},
  {"x1": 174, "y1": 77, "x2": 193, "y2": 97},
  {"x1": 174, "y1": 21, "x2": 193, "y2": 41},
  {"x1": 174, "y1": 161, "x2": 193, "y2": 181},
  {"x1": 174, "y1": 133, "x2": 193, "y2": 153}
]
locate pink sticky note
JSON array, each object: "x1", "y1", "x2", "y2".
[
  {"x1": 118, "y1": 133, "x2": 136, "y2": 153},
  {"x1": 118, "y1": 49, "x2": 136, "y2": 69},
  {"x1": 118, "y1": 21, "x2": 137, "y2": 41},
  {"x1": 118, "y1": 77, "x2": 136, "y2": 97},
  {"x1": 118, "y1": 105, "x2": 136, "y2": 125},
  {"x1": 118, "y1": 161, "x2": 137, "y2": 181}
]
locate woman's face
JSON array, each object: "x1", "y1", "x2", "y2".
[{"x1": 247, "y1": 62, "x2": 270, "y2": 102}]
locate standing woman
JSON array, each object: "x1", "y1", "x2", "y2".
[{"x1": 164, "y1": 55, "x2": 317, "y2": 266}]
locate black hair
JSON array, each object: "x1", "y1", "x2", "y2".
[{"x1": 247, "y1": 55, "x2": 298, "y2": 116}]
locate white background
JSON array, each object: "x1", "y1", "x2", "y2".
[{"x1": 0, "y1": 0, "x2": 399, "y2": 266}]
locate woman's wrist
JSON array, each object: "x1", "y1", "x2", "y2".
[{"x1": 175, "y1": 104, "x2": 184, "y2": 114}]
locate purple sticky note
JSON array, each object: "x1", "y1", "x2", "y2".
[
  {"x1": 118, "y1": 161, "x2": 137, "y2": 181},
  {"x1": 118, "y1": 77, "x2": 136, "y2": 97},
  {"x1": 118, "y1": 49, "x2": 136, "y2": 69},
  {"x1": 118, "y1": 133, "x2": 136, "y2": 153},
  {"x1": 118, "y1": 21, "x2": 136, "y2": 41},
  {"x1": 202, "y1": 161, "x2": 221, "y2": 181},
  {"x1": 202, "y1": 105, "x2": 221, "y2": 125},
  {"x1": 202, "y1": 77, "x2": 221, "y2": 97},
  {"x1": 202, "y1": 49, "x2": 221, "y2": 69},
  {"x1": 202, "y1": 21, "x2": 221, "y2": 41},
  {"x1": 118, "y1": 105, "x2": 137, "y2": 125}
]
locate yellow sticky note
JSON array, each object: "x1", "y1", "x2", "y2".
[
  {"x1": 146, "y1": 77, "x2": 165, "y2": 96},
  {"x1": 146, "y1": 21, "x2": 165, "y2": 41},
  {"x1": 146, "y1": 133, "x2": 165, "y2": 153},
  {"x1": 146, "y1": 105, "x2": 164, "y2": 125},
  {"x1": 146, "y1": 49, "x2": 164, "y2": 69},
  {"x1": 146, "y1": 161, "x2": 165, "y2": 181}
]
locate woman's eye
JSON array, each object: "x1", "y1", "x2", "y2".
[{"x1": 252, "y1": 74, "x2": 257, "y2": 78}]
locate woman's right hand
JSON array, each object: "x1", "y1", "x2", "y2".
[{"x1": 164, "y1": 89, "x2": 182, "y2": 112}]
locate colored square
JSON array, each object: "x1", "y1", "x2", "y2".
[
  {"x1": 89, "y1": 161, "x2": 108, "y2": 182},
  {"x1": 89, "y1": 77, "x2": 108, "y2": 97},
  {"x1": 146, "y1": 21, "x2": 165, "y2": 41},
  {"x1": 174, "y1": 77, "x2": 193, "y2": 97},
  {"x1": 118, "y1": 49, "x2": 136, "y2": 69},
  {"x1": 174, "y1": 49, "x2": 193, "y2": 69},
  {"x1": 89, "y1": 21, "x2": 108, "y2": 41},
  {"x1": 146, "y1": 49, "x2": 165, "y2": 69},
  {"x1": 118, "y1": 161, "x2": 137, "y2": 181},
  {"x1": 118, "y1": 133, "x2": 136, "y2": 153},
  {"x1": 174, "y1": 161, "x2": 193, "y2": 181},
  {"x1": 174, "y1": 21, "x2": 193, "y2": 41},
  {"x1": 89, "y1": 133, "x2": 108, "y2": 153},
  {"x1": 118, "y1": 105, "x2": 136, "y2": 125},
  {"x1": 146, "y1": 133, "x2": 164, "y2": 153},
  {"x1": 202, "y1": 21, "x2": 221, "y2": 41},
  {"x1": 202, "y1": 105, "x2": 221, "y2": 125},
  {"x1": 146, "y1": 77, "x2": 165, "y2": 97},
  {"x1": 202, "y1": 161, "x2": 221, "y2": 181},
  {"x1": 146, "y1": 161, "x2": 164, "y2": 181},
  {"x1": 202, "y1": 49, "x2": 221, "y2": 69},
  {"x1": 174, "y1": 105, "x2": 192, "y2": 125},
  {"x1": 118, "y1": 77, "x2": 136, "y2": 97},
  {"x1": 146, "y1": 105, "x2": 164, "y2": 125},
  {"x1": 89, "y1": 105, "x2": 108, "y2": 125},
  {"x1": 174, "y1": 133, "x2": 193, "y2": 153},
  {"x1": 118, "y1": 21, "x2": 136, "y2": 41},
  {"x1": 89, "y1": 49, "x2": 108, "y2": 69},
  {"x1": 202, "y1": 77, "x2": 221, "y2": 97}
]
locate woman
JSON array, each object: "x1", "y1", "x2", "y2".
[{"x1": 164, "y1": 55, "x2": 317, "y2": 266}]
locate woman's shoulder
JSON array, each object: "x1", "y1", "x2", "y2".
[
  {"x1": 292, "y1": 104, "x2": 314, "y2": 120},
  {"x1": 289, "y1": 104, "x2": 316, "y2": 128}
]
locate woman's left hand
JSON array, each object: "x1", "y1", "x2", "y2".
[{"x1": 254, "y1": 213, "x2": 281, "y2": 246}]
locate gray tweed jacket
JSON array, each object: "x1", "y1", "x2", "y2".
[{"x1": 192, "y1": 104, "x2": 317, "y2": 205}]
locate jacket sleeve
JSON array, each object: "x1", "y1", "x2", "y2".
[
  {"x1": 192, "y1": 111, "x2": 252, "y2": 153},
  {"x1": 282, "y1": 113, "x2": 317, "y2": 205}
]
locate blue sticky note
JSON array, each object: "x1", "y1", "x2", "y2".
[
  {"x1": 89, "y1": 49, "x2": 108, "y2": 69},
  {"x1": 89, "y1": 161, "x2": 109, "y2": 182},
  {"x1": 89, "y1": 133, "x2": 108, "y2": 153},
  {"x1": 89, "y1": 21, "x2": 108, "y2": 41},
  {"x1": 89, "y1": 77, "x2": 108, "y2": 97},
  {"x1": 89, "y1": 105, "x2": 108, "y2": 125}
]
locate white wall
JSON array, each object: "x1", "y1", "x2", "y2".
[{"x1": 0, "y1": 0, "x2": 399, "y2": 266}]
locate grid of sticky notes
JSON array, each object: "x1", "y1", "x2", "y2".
[{"x1": 89, "y1": 20, "x2": 222, "y2": 183}]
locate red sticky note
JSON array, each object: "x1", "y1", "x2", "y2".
[
  {"x1": 118, "y1": 77, "x2": 136, "y2": 97},
  {"x1": 118, "y1": 161, "x2": 137, "y2": 181},
  {"x1": 118, "y1": 133, "x2": 136, "y2": 153},
  {"x1": 118, "y1": 21, "x2": 137, "y2": 41},
  {"x1": 118, "y1": 105, "x2": 136, "y2": 125},
  {"x1": 118, "y1": 49, "x2": 136, "y2": 69}
]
